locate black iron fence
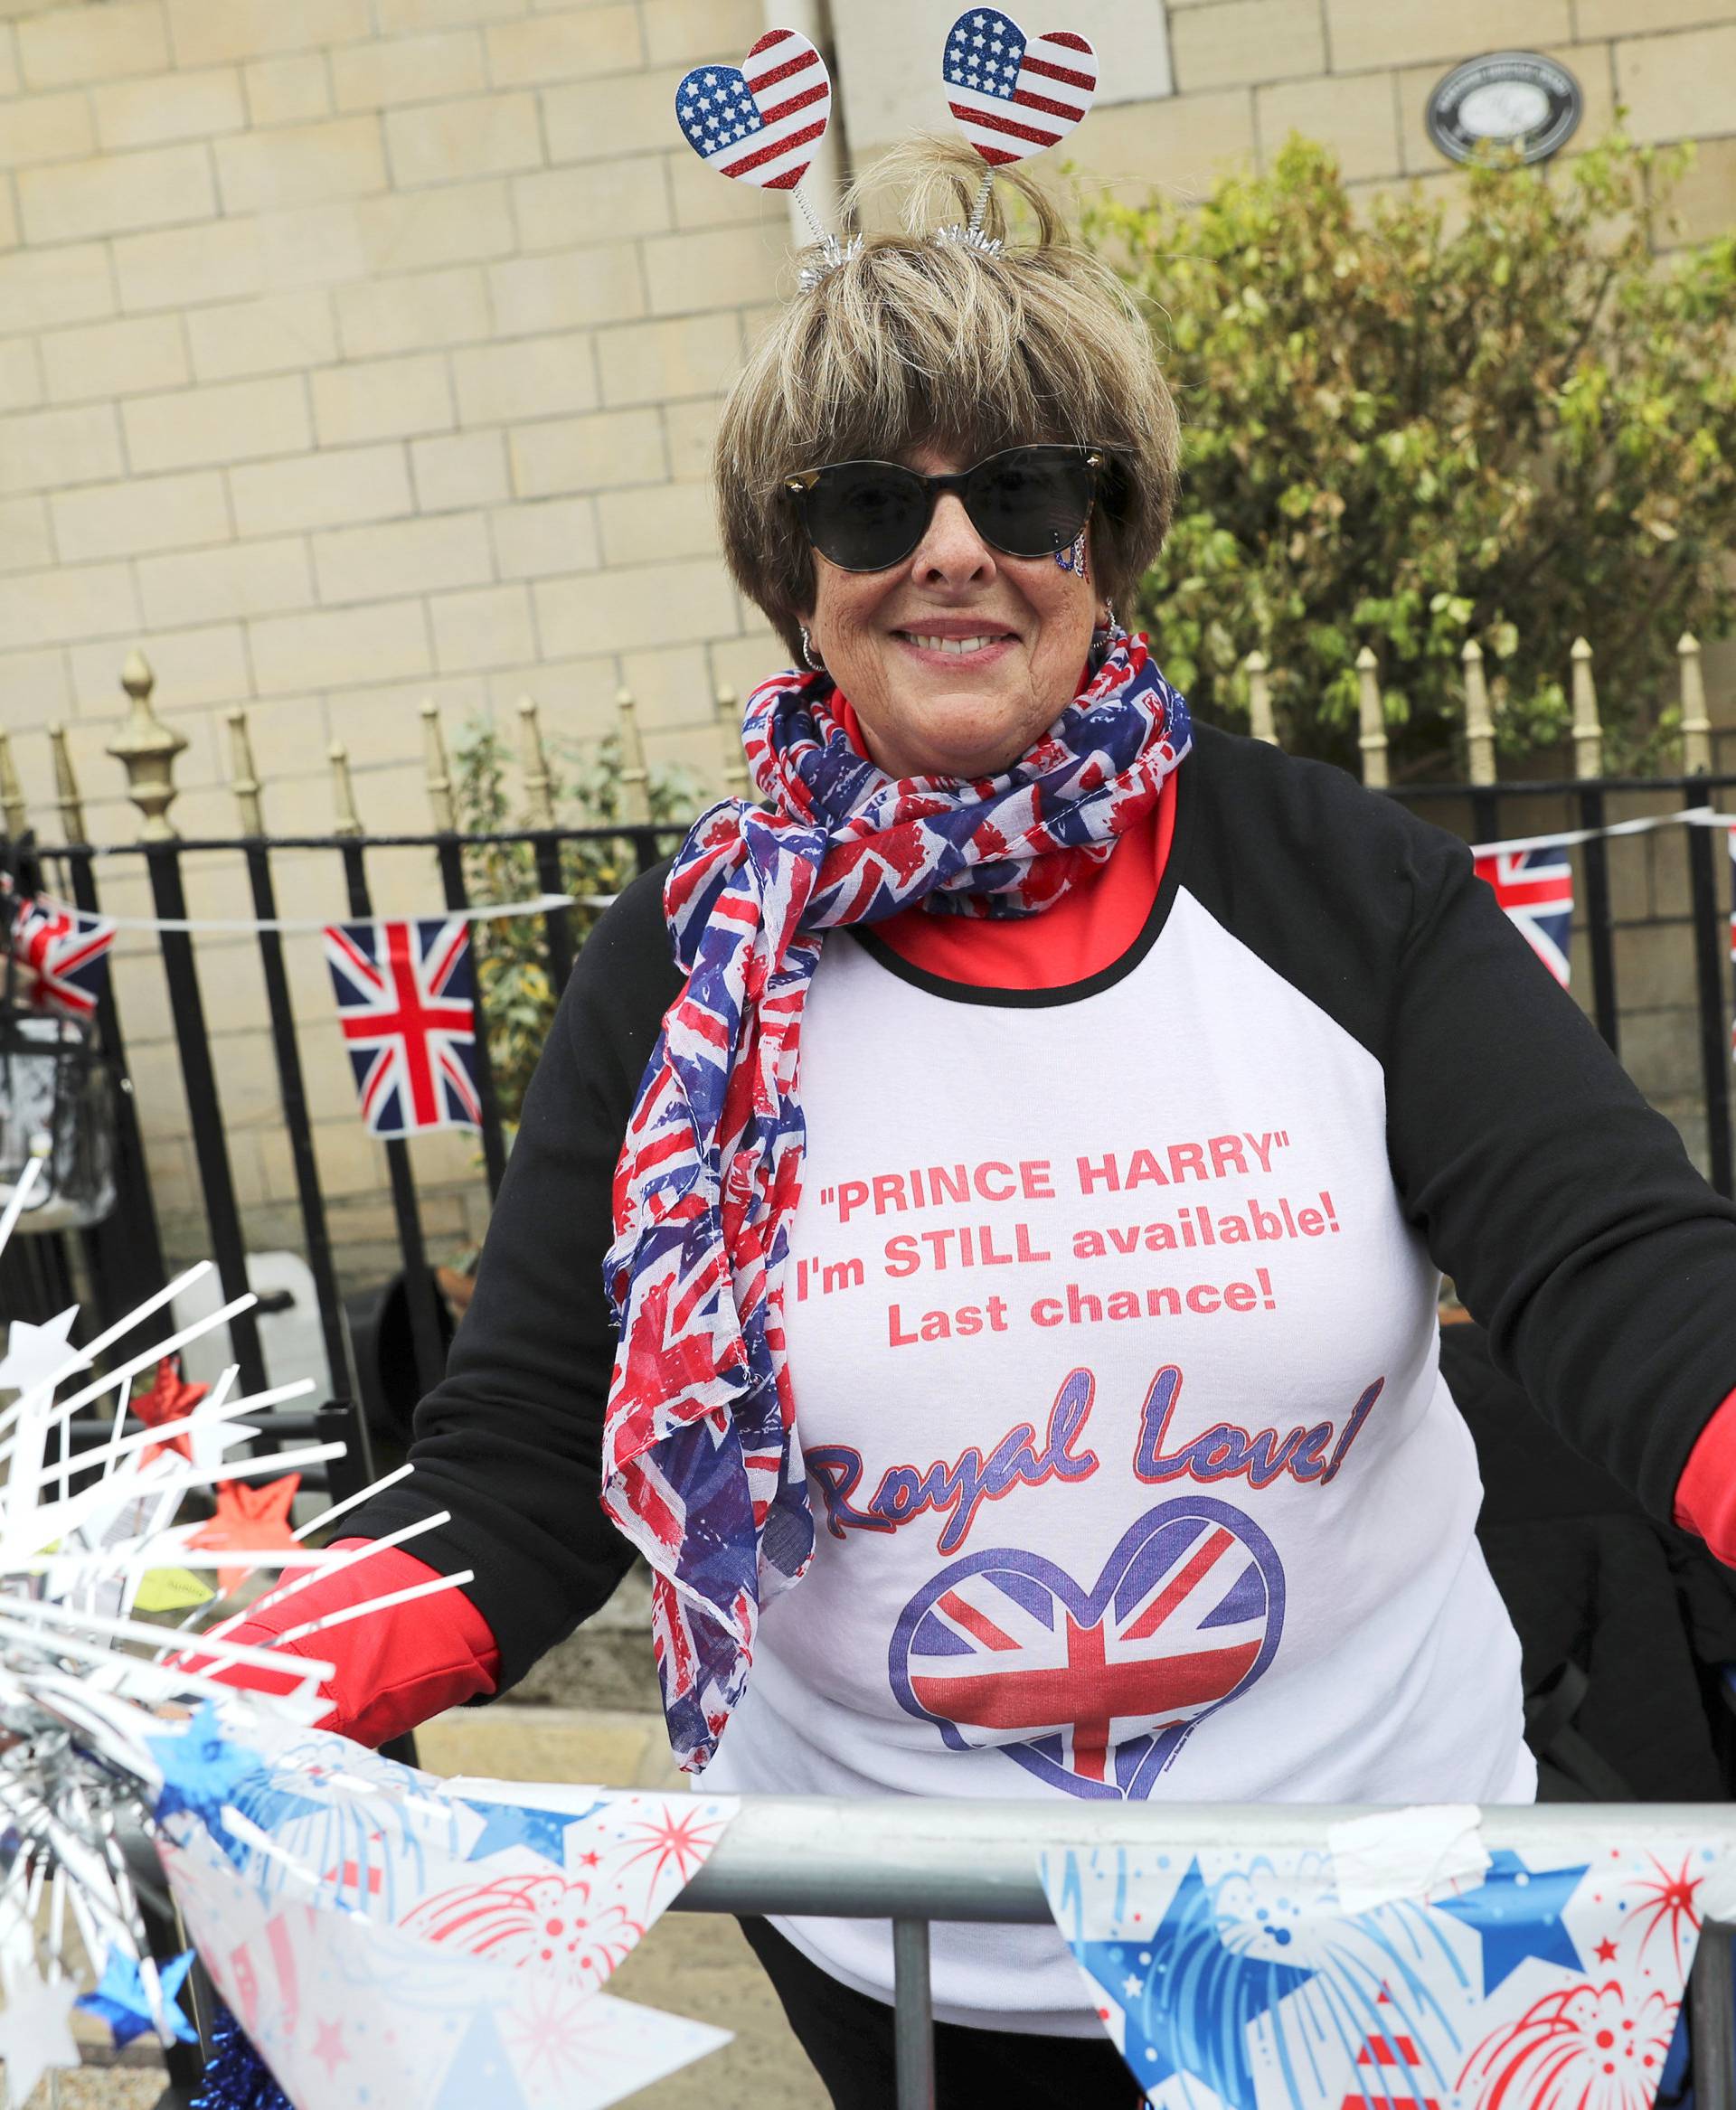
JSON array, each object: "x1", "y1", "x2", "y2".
[{"x1": 4, "y1": 770, "x2": 1733, "y2": 1455}]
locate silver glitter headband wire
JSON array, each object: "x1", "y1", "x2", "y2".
[
  {"x1": 793, "y1": 184, "x2": 863, "y2": 291},
  {"x1": 799, "y1": 168, "x2": 1003, "y2": 292}
]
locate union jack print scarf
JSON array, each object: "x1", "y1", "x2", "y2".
[{"x1": 600, "y1": 629, "x2": 1193, "y2": 1771}]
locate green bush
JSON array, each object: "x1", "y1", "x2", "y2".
[{"x1": 1086, "y1": 133, "x2": 1736, "y2": 777}]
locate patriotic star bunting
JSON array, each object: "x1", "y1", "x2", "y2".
[
  {"x1": 1073, "y1": 1857, "x2": 1315, "y2": 2109},
  {"x1": 148, "y1": 1700, "x2": 263, "y2": 1861},
  {"x1": 77, "y1": 1945, "x2": 197, "y2": 2049},
  {"x1": 1433, "y1": 1848, "x2": 1588, "y2": 1992},
  {"x1": 185, "y1": 1474, "x2": 301, "y2": 1596},
  {"x1": 461, "y1": 1796, "x2": 604, "y2": 1866}
]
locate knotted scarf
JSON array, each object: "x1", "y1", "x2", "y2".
[{"x1": 600, "y1": 629, "x2": 1193, "y2": 1771}]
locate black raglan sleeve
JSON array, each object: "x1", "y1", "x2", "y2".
[
  {"x1": 1381, "y1": 812, "x2": 1736, "y2": 1518},
  {"x1": 341, "y1": 862, "x2": 684, "y2": 1696},
  {"x1": 1183, "y1": 725, "x2": 1736, "y2": 1523}
]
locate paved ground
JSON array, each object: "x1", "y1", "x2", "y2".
[{"x1": 19, "y1": 1705, "x2": 825, "y2": 2110}]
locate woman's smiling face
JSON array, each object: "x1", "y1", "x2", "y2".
[{"x1": 798, "y1": 442, "x2": 1099, "y2": 783}]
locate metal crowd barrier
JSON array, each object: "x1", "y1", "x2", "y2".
[
  {"x1": 129, "y1": 1796, "x2": 1736, "y2": 2110},
  {"x1": 675, "y1": 1797, "x2": 1736, "y2": 2110}
]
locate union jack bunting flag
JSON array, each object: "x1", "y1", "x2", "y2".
[
  {"x1": 1473, "y1": 844, "x2": 1574, "y2": 986},
  {"x1": 673, "y1": 28, "x2": 831, "y2": 192},
  {"x1": 942, "y1": 12, "x2": 1098, "y2": 166},
  {"x1": 5, "y1": 896, "x2": 116, "y2": 1020},
  {"x1": 322, "y1": 915, "x2": 480, "y2": 1139}
]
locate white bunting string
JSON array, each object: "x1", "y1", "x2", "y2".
[{"x1": 32, "y1": 889, "x2": 578, "y2": 936}]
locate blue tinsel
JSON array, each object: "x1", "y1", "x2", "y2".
[{"x1": 191, "y1": 2002, "x2": 294, "y2": 2110}]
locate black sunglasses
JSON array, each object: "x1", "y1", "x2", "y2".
[{"x1": 784, "y1": 444, "x2": 1109, "y2": 573}]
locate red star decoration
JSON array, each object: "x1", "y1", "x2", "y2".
[
  {"x1": 1595, "y1": 1937, "x2": 1619, "y2": 1964},
  {"x1": 312, "y1": 2019, "x2": 349, "y2": 2077},
  {"x1": 186, "y1": 1474, "x2": 301, "y2": 1595},
  {"x1": 131, "y1": 1357, "x2": 209, "y2": 1465}
]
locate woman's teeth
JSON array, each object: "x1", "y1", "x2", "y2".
[{"x1": 906, "y1": 635, "x2": 1005, "y2": 655}]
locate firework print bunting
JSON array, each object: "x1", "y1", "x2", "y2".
[
  {"x1": 322, "y1": 914, "x2": 481, "y2": 1139},
  {"x1": 600, "y1": 632, "x2": 1191, "y2": 1774},
  {"x1": 673, "y1": 28, "x2": 832, "y2": 192},
  {"x1": 1043, "y1": 1832, "x2": 1729, "y2": 2110},
  {"x1": 1473, "y1": 844, "x2": 1575, "y2": 986},
  {"x1": 5, "y1": 895, "x2": 116, "y2": 1019},
  {"x1": 942, "y1": 12, "x2": 1099, "y2": 166},
  {"x1": 152, "y1": 1704, "x2": 736, "y2": 2108}
]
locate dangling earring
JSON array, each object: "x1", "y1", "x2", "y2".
[
  {"x1": 1096, "y1": 599, "x2": 1117, "y2": 635},
  {"x1": 800, "y1": 625, "x2": 826, "y2": 673},
  {"x1": 1054, "y1": 529, "x2": 1088, "y2": 576}
]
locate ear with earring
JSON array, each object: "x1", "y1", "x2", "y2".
[{"x1": 799, "y1": 625, "x2": 826, "y2": 673}]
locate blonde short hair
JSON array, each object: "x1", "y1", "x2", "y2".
[{"x1": 714, "y1": 139, "x2": 1181, "y2": 664}]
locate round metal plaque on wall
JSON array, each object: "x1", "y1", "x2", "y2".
[{"x1": 1425, "y1": 52, "x2": 1583, "y2": 165}]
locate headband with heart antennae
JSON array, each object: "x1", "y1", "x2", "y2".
[{"x1": 673, "y1": 16, "x2": 1099, "y2": 287}]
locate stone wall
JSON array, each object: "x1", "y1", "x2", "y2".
[{"x1": 0, "y1": 0, "x2": 1729, "y2": 1280}]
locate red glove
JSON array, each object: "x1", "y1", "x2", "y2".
[{"x1": 173, "y1": 1538, "x2": 501, "y2": 1748}]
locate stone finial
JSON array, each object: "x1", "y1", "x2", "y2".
[
  {"x1": 1570, "y1": 636, "x2": 1602, "y2": 778},
  {"x1": 715, "y1": 683, "x2": 750, "y2": 796},
  {"x1": 1355, "y1": 645, "x2": 1389, "y2": 790},
  {"x1": 106, "y1": 650, "x2": 187, "y2": 843},
  {"x1": 327, "y1": 740, "x2": 363, "y2": 838},
  {"x1": 225, "y1": 709, "x2": 265, "y2": 836},
  {"x1": 1243, "y1": 652, "x2": 1277, "y2": 746},
  {"x1": 615, "y1": 685, "x2": 651, "y2": 826},
  {"x1": 516, "y1": 695, "x2": 555, "y2": 828},
  {"x1": 1678, "y1": 633, "x2": 1712, "y2": 777},
  {"x1": 420, "y1": 700, "x2": 455, "y2": 833},
  {"x1": 47, "y1": 724, "x2": 86, "y2": 844},
  {"x1": 1461, "y1": 640, "x2": 1496, "y2": 787},
  {"x1": 0, "y1": 730, "x2": 27, "y2": 839}
]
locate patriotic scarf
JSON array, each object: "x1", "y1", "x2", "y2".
[{"x1": 600, "y1": 629, "x2": 1193, "y2": 1771}]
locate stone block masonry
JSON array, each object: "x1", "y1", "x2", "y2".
[{"x1": 0, "y1": 0, "x2": 1726, "y2": 1286}]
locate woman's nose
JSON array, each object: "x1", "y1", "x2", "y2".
[{"x1": 913, "y1": 492, "x2": 995, "y2": 587}]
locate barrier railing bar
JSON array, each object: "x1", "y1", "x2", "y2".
[
  {"x1": 892, "y1": 1917, "x2": 936, "y2": 2110},
  {"x1": 335, "y1": 838, "x2": 447, "y2": 1400},
  {"x1": 143, "y1": 842, "x2": 267, "y2": 1397},
  {"x1": 242, "y1": 840, "x2": 349, "y2": 1427},
  {"x1": 531, "y1": 830, "x2": 576, "y2": 997},
  {"x1": 1578, "y1": 782, "x2": 1620, "y2": 1053},
  {"x1": 1685, "y1": 801, "x2": 1734, "y2": 1197},
  {"x1": 57, "y1": 845, "x2": 166, "y2": 1315},
  {"x1": 1695, "y1": 1919, "x2": 1736, "y2": 2110},
  {"x1": 669, "y1": 1795, "x2": 1736, "y2": 1919},
  {"x1": 434, "y1": 834, "x2": 507, "y2": 1201}
]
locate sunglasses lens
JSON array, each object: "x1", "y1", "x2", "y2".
[
  {"x1": 967, "y1": 448, "x2": 1094, "y2": 557},
  {"x1": 804, "y1": 463, "x2": 928, "y2": 570}
]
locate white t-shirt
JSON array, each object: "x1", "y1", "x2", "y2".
[{"x1": 706, "y1": 887, "x2": 1533, "y2": 2033}]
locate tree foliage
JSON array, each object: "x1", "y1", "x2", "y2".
[
  {"x1": 454, "y1": 717, "x2": 696, "y2": 1136},
  {"x1": 1085, "y1": 133, "x2": 1736, "y2": 777}
]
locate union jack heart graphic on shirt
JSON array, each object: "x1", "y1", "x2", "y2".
[
  {"x1": 673, "y1": 28, "x2": 833, "y2": 193},
  {"x1": 941, "y1": 12, "x2": 1099, "y2": 167},
  {"x1": 888, "y1": 1499, "x2": 1286, "y2": 1800}
]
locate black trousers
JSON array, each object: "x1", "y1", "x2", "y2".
[{"x1": 740, "y1": 1917, "x2": 1144, "y2": 2108}]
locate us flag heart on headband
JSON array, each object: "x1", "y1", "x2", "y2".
[
  {"x1": 943, "y1": 11, "x2": 1099, "y2": 165},
  {"x1": 674, "y1": 28, "x2": 832, "y2": 192}
]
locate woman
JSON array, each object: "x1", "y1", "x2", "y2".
[{"x1": 215, "y1": 146, "x2": 1736, "y2": 2107}]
